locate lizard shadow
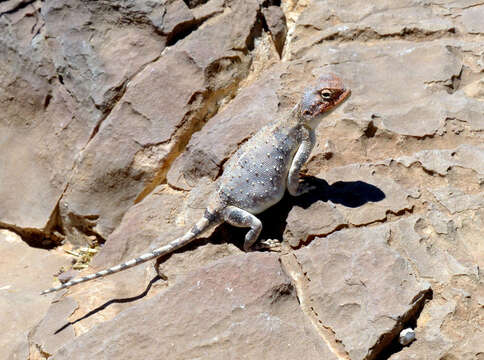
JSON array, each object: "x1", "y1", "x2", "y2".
[
  {"x1": 54, "y1": 275, "x2": 162, "y2": 335},
  {"x1": 211, "y1": 176, "x2": 386, "y2": 247}
]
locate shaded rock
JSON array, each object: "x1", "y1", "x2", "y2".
[
  {"x1": 52, "y1": 253, "x2": 338, "y2": 359},
  {"x1": 0, "y1": 2, "x2": 96, "y2": 233},
  {"x1": 0, "y1": 0, "x2": 173, "y2": 235},
  {"x1": 323, "y1": 164, "x2": 412, "y2": 224},
  {"x1": 288, "y1": 224, "x2": 431, "y2": 360},
  {"x1": 0, "y1": 230, "x2": 71, "y2": 359}
]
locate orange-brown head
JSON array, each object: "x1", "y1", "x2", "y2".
[{"x1": 298, "y1": 73, "x2": 351, "y2": 128}]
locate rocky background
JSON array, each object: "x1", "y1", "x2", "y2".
[{"x1": 1, "y1": 0, "x2": 483, "y2": 359}]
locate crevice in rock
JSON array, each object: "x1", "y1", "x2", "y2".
[
  {"x1": 35, "y1": 343, "x2": 51, "y2": 359},
  {"x1": 280, "y1": 253, "x2": 351, "y2": 360},
  {"x1": 0, "y1": 0, "x2": 37, "y2": 16},
  {"x1": 0, "y1": 221, "x2": 61, "y2": 249},
  {"x1": 291, "y1": 26, "x2": 460, "y2": 59},
  {"x1": 182, "y1": 0, "x2": 210, "y2": 9},
  {"x1": 317, "y1": 26, "x2": 457, "y2": 44},
  {"x1": 87, "y1": 80, "x2": 129, "y2": 143},
  {"x1": 293, "y1": 206, "x2": 415, "y2": 250},
  {"x1": 60, "y1": 211, "x2": 107, "y2": 246},
  {"x1": 364, "y1": 120, "x2": 378, "y2": 138},
  {"x1": 370, "y1": 288, "x2": 433, "y2": 360},
  {"x1": 262, "y1": 0, "x2": 282, "y2": 7},
  {"x1": 165, "y1": 15, "x2": 205, "y2": 47},
  {"x1": 458, "y1": 1, "x2": 484, "y2": 10},
  {"x1": 280, "y1": 0, "x2": 311, "y2": 61},
  {"x1": 165, "y1": 1, "x2": 229, "y2": 47},
  {"x1": 424, "y1": 65, "x2": 463, "y2": 94}
]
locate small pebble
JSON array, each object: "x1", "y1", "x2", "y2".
[
  {"x1": 399, "y1": 328, "x2": 416, "y2": 346},
  {"x1": 58, "y1": 270, "x2": 80, "y2": 284}
]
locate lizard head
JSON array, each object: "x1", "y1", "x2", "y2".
[{"x1": 297, "y1": 73, "x2": 351, "y2": 129}]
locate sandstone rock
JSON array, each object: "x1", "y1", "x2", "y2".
[
  {"x1": 0, "y1": 1, "x2": 93, "y2": 234},
  {"x1": 0, "y1": 230, "x2": 70, "y2": 358},
  {"x1": 91, "y1": 181, "x2": 212, "y2": 269},
  {"x1": 286, "y1": 224, "x2": 431, "y2": 360},
  {"x1": 2, "y1": 0, "x2": 484, "y2": 358},
  {"x1": 431, "y1": 186, "x2": 484, "y2": 214},
  {"x1": 43, "y1": 0, "x2": 166, "y2": 112},
  {"x1": 289, "y1": 0, "x2": 455, "y2": 59},
  {"x1": 34, "y1": 181, "x2": 238, "y2": 342},
  {"x1": 0, "y1": 0, "x2": 167, "y2": 236},
  {"x1": 284, "y1": 201, "x2": 346, "y2": 248},
  {"x1": 262, "y1": 6, "x2": 287, "y2": 57},
  {"x1": 389, "y1": 216, "x2": 477, "y2": 284},
  {"x1": 51, "y1": 253, "x2": 338, "y2": 360},
  {"x1": 460, "y1": 4, "x2": 484, "y2": 34},
  {"x1": 30, "y1": 296, "x2": 78, "y2": 357},
  {"x1": 397, "y1": 144, "x2": 484, "y2": 177}
]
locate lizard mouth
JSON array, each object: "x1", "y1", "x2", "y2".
[{"x1": 335, "y1": 88, "x2": 352, "y2": 106}]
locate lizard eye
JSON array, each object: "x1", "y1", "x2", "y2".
[
  {"x1": 321, "y1": 89, "x2": 332, "y2": 100},
  {"x1": 303, "y1": 110, "x2": 311, "y2": 116}
]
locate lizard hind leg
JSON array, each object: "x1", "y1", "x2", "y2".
[{"x1": 223, "y1": 206, "x2": 262, "y2": 251}]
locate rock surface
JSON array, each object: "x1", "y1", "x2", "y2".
[
  {"x1": 51, "y1": 253, "x2": 339, "y2": 360},
  {"x1": 1, "y1": 0, "x2": 483, "y2": 359},
  {"x1": 0, "y1": 230, "x2": 70, "y2": 359}
]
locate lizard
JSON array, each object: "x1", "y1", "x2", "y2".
[{"x1": 41, "y1": 73, "x2": 351, "y2": 295}]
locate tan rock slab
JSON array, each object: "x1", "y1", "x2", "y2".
[
  {"x1": 292, "y1": 224, "x2": 431, "y2": 360},
  {"x1": 52, "y1": 253, "x2": 338, "y2": 360},
  {"x1": 0, "y1": 230, "x2": 70, "y2": 358}
]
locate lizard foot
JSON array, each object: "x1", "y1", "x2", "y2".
[{"x1": 254, "y1": 239, "x2": 282, "y2": 252}]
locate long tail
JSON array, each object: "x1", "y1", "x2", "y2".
[{"x1": 41, "y1": 208, "x2": 220, "y2": 295}]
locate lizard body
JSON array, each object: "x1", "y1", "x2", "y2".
[{"x1": 41, "y1": 73, "x2": 351, "y2": 295}]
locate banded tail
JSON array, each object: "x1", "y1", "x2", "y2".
[{"x1": 41, "y1": 208, "x2": 220, "y2": 295}]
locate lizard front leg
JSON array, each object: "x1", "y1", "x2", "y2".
[{"x1": 287, "y1": 127, "x2": 316, "y2": 196}]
